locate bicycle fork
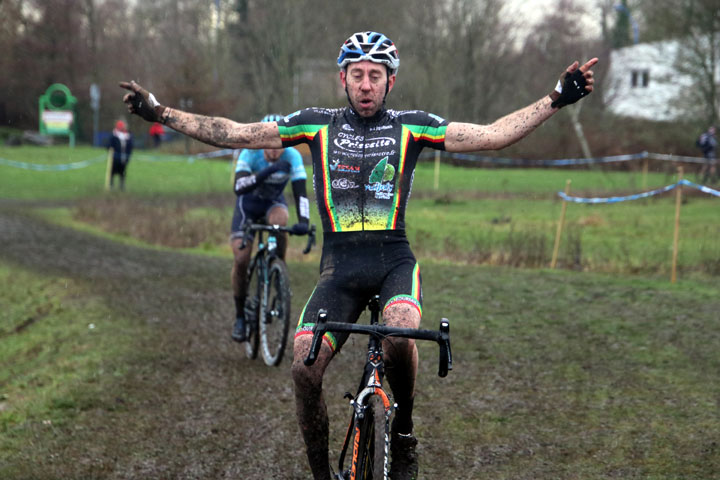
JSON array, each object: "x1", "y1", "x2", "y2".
[{"x1": 344, "y1": 321, "x2": 395, "y2": 479}]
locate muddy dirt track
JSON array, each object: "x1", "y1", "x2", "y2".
[{"x1": 1, "y1": 204, "x2": 341, "y2": 479}]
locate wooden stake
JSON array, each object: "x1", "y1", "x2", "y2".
[
  {"x1": 642, "y1": 157, "x2": 648, "y2": 191},
  {"x1": 551, "y1": 179, "x2": 572, "y2": 269},
  {"x1": 671, "y1": 167, "x2": 683, "y2": 283},
  {"x1": 433, "y1": 150, "x2": 441, "y2": 190}
]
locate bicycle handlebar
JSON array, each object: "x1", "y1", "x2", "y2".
[
  {"x1": 240, "y1": 223, "x2": 316, "y2": 254},
  {"x1": 303, "y1": 310, "x2": 453, "y2": 377}
]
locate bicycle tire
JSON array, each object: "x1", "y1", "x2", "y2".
[
  {"x1": 260, "y1": 258, "x2": 291, "y2": 366},
  {"x1": 243, "y1": 261, "x2": 261, "y2": 359},
  {"x1": 352, "y1": 396, "x2": 389, "y2": 479}
]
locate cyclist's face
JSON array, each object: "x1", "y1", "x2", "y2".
[
  {"x1": 341, "y1": 61, "x2": 396, "y2": 117},
  {"x1": 264, "y1": 148, "x2": 283, "y2": 161}
]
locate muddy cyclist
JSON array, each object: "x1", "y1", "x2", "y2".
[{"x1": 120, "y1": 30, "x2": 597, "y2": 480}]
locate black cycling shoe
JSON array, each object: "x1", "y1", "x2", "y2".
[
  {"x1": 231, "y1": 317, "x2": 246, "y2": 342},
  {"x1": 389, "y1": 431, "x2": 418, "y2": 480}
]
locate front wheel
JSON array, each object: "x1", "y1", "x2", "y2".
[
  {"x1": 243, "y1": 262, "x2": 261, "y2": 359},
  {"x1": 352, "y1": 396, "x2": 389, "y2": 479},
  {"x1": 260, "y1": 258, "x2": 292, "y2": 366}
]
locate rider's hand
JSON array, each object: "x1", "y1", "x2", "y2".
[
  {"x1": 289, "y1": 222, "x2": 309, "y2": 235},
  {"x1": 549, "y1": 58, "x2": 598, "y2": 109},
  {"x1": 255, "y1": 159, "x2": 291, "y2": 183},
  {"x1": 119, "y1": 81, "x2": 167, "y2": 123},
  {"x1": 272, "y1": 159, "x2": 292, "y2": 173}
]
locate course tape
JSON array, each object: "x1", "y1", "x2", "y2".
[
  {"x1": 422, "y1": 150, "x2": 710, "y2": 166},
  {"x1": 0, "y1": 149, "x2": 234, "y2": 171},
  {"x1": 1, "y1": 149, "x2": 709, "y2": 171},
  {"x1": 421, "y1": 151, "x2": 648, "y2": 166},
  {"x1": 558, "y1": 179, "x2": 720, "y2": 203},
  {"x1": 0, "y1": 155, "x2": 106, "y2": 171}
]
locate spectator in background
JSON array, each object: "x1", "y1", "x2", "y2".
[
  {"x1": 108, "y1": 120, "x2": 133, "y2": 191},
  {"x1": 697, "y1": 125, "x2": 717, "y2": 184},
  {"x1": 149, "y1": 122, "x2": 164, "y2": 148}
]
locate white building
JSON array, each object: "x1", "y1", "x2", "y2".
[{"x1": 604, "y1": 40, "x2": 695, "y2": 121}]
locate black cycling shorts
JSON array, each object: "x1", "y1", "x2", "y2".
[
  {"x1": 230, "y1": 193, "x2": 288, "y2": 240},
  {"x1": 295, "y1": 230, "x2": 422, "y2": 353}
]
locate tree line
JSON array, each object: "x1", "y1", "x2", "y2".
[{"x1": 0, "y1": 0, "x2": 717, "y2": 156}]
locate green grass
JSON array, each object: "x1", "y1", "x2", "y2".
[
  {"x1": 0, "y1": 264, "x2": 144, "y2": 432},
  {"x1": 4, "y1": 145, "x2": 716, "y2": 278},
  {"x1": 2, "y1": 257, "x2": 719, "y2": 478},
  {"x1": 0, "y1": 145, "x2": 233, "y2": 200},
  {"x1": 417, "y1": 265, "x2": 720, "y2": 478},
  {"x1": 2, "y1": 143, "x2": 719, "y2": 477}
]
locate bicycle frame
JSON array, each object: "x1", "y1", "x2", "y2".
[
  {"x1": 338, "y1": 297, "x2": 393, "y2": 479},
  {"x1": 305, "y1": 296, "x2": 452, "y2": 480},
  {"x1": 241, "y1": 222, "x2": 316, "y2": 364},
  {"x1": 243, "y1": 222, "x2": 316, "y2": 322}
]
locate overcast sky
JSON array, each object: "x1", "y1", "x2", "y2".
[{"x1": 503, "y1": 0, "x2": 604, "y2": 40}]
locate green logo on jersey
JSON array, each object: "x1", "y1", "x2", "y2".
[{"x1": 369, "y1": 157, "x2": 395, "y2": 184}]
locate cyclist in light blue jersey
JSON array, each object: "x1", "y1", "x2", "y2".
[{"x1": 229, "y1": 114, "x2": 310, "y2": 342}]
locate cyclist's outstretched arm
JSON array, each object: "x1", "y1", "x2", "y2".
[
  {"x1": 444, "y1": 57, "x2": 598, "y2": 153},
  {"x1": 119, "y1": 81, "x2": 283, "y2": 150}
]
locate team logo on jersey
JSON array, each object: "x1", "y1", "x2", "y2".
[
  {"x1": 331, "y1": 178, "x2": 359, "y2": 189},
  {"x1": 329, "y1": 159, "x2": 360, "y2": 173},
  {"x1": 333, "y1": 135, "x2": 395, "y2": 153},
  {"x1": 366, "y1": 156, "x2": 395, "y2": 200}
]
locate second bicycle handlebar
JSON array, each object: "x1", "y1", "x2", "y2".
[
  {"x1": 241, "y1": 223, "x2": 317, "y2": 254},
  {"x1": 303, "y1": 310, "x2": 453, "y2": 377}
]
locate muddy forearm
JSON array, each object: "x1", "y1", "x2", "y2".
[
  {"x1": 162, "y1": 109, "x2": 282, "y2": 149},
  {"x1": 445, "y1": 96, "x2": 556, "y2": 152}
]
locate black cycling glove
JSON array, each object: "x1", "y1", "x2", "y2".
[
  {"x1": 255, "y1": 159, "x2": 291, "y2": 183},
  {"x1": 549, "y1": 69, "x2": 589, "y2": 109},
  {"x1": 120, "y1": 81, "x2": 167, "y2": 123},
  {"x1": 289, "y1": 222, "x2": 309, "y2": 235}
]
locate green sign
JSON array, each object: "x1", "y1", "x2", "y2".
[{"x1": 39, "y1": 83, "x2": 78, "y2": 147}]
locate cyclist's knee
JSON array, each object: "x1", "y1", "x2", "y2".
[
  {"x1": 383, "y1": 303, "x2": 420, "y2": 329},
  {"x1": 291, "y1": 336, "x2": 332, "y2": 391},
  {"x1": 231, "y1": 237, "x2": 252, "y2": 259},
  {"x1": 267, "y1": 206, "x2": 288, "y2": 225}
]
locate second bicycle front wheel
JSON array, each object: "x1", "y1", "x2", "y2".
[
  {"x1": 243, "y1": 261, "x2": 261, "y2": 359},
  {"x1": 260, "y1": 258, "x2": 291, "y2": 366}
]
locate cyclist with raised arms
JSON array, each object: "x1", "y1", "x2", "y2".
[
  {"x1": 120, "y1": 31, "x2": 597, "y2": 480},
  {"x1": 229, "y1": 113, "x2": 309, "y2": 342}
]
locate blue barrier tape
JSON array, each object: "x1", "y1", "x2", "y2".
[
  {"x1": 420, "y1": 151, "x2": 649, "y2": 166},
  {"x1": 2, "y1": 148, "x2": 710, "y2": 171},
  {"x1": 558, "y1": 183, "x2": 678, "y2": 203},
  {"x1": 0, "y1": 155, "x2": 106, "y2": 171},
  {"x1": 190, "y1": 148, "x2": 234, "y2": 159},
  {"x1": 678, "y1": 179, "x2": 720, "y2": 197},
  {"x1": 558, "y1": 180, "x2": 720, "y2": 203},
  {"x1": 421, "y1": 150, "x2": 710, "y2": 167}
]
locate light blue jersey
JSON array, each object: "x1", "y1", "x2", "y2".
[{"x1": 234, "y1": 147, "x2": 306, "y2": 200}]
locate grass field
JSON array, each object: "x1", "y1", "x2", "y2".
[
  {"x1": 2, "y1": 256, "x2": 719, "y2": 478},
  {"x1": 2, "y1": 145, "x2": 716, "y2": 278},
  {"x1": 2, "y1": 144, "x2": 719, "y2": 478}
]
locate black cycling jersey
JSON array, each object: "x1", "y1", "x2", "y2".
[{"x1": 277, "y1": 107, "x2": 449, "y2": 233}]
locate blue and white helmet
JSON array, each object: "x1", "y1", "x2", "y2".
[
  {"x1": 261, "y1": 114, "x2": 283, "y2": 123},
  {"x1": 337, "y1": 31, "x2": 400, "y2": 75}
]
